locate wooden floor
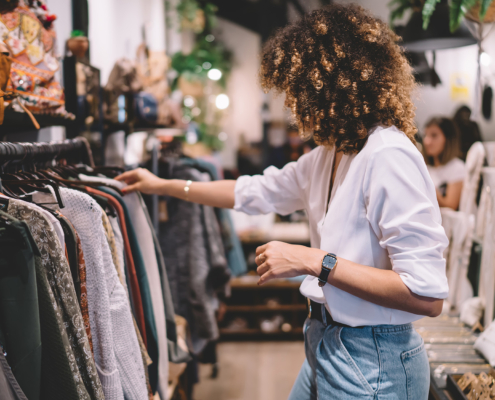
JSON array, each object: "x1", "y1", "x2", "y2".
[{"x1": 194, "y1": 342, "x2": 306, "y2": 400}]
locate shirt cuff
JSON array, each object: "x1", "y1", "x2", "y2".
[
  {"x1": 234, "y1": 175, "x2": 271, "y2": 215},
  {"x1": 394, "y1": 260, "x2": 449, "y2": 299}
]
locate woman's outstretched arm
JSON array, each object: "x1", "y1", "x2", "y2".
[{"x1": 115, "y1": 168, "x2": 237, "y2": 209}]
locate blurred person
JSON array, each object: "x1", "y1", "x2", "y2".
[
  {"x1": 423, "y1": 117, "x2": 465, "y2": 210},
  {"x1": 117, "y1": 5, "x2": 447, "y2": 399},
  {"x1": 453, "y1": 105, "x2": 482, "y2": 161}
]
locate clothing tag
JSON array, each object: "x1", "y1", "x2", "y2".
[
  {"x1": 159, "y1": 199, "x2": 169, "y2": 222},
  {"x1": 31, "y1": 191, "x2": 60, "y2": 211}
]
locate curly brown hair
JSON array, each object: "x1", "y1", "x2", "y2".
[{"x1": 260, "y1": 4, "x2": 417, "y2": 154}]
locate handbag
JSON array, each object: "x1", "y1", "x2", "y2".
[
  {"x1": 134, "y1": 92, "x2": 158, "y2": 125},
  {"x1": 0, "y1": 49, "x2": 38, "y2": 127},
  {"x1": 0, "y1": 0, "x2": 64, "y2": 113}
]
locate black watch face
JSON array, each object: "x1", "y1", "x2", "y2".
[{"x1": 322, "y1": 255, "x2": 335, "y2": 269}]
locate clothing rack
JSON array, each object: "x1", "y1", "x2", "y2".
[{"x1": 0, "y1": 138, "x2": 94, "y2": 168}]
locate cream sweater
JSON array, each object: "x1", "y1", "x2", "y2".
[{"x1": 61, "y1": 188, "x2": 148, "y2": 400}]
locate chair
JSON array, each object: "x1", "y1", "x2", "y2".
[
  {"x1": 441, "y1": 142, "x2": 485, "y2": 312},
  {"x1": 459, "y1": 142, "x2": 485, "y2": 216},
  {"x1": 477, "y1": 168, "x2": 495, "y2": 328},
  {"x1": 483, "y1": 141, "x2": 495, "y2": 167}
]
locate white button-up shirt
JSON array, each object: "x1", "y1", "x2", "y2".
[{"x1": 234, "y1": 125, "x2": 449, "y2": 327}]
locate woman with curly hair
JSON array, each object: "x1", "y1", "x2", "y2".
[{"x1": 117, "y1": 4, "x2": 447, "y2": 399}]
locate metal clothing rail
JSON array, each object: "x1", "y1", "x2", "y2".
[{"x1": 0, "y1": 137, "x2": 94, "y2": 167}]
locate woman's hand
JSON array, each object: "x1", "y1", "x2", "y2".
[
  {"x1": 255, "y1": 241, "x2": 326, "y2": 285},
  {"x1": 115, "y1": 168, "x2": 168, "y2": 195}
]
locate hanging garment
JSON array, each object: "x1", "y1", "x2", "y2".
[
  {"x1": 6, "y1": 199, "x2": 104, "y2": 400},
  {"x1": 181, "y1": 157, "x2": 247, "y2": 277},
  {"x1": 55, "y1": 214, "x2": 81, "y2": 303},
  {"x1": 101, "y1": 206, "x2": 154, "y2": 400},
  {"x1": 101, "y1": 210, "x2": 125, "y2": 287},
  {"x1": 107, "y1": 181, "x2": 169, "y2": 397},
  {"x1": 84, "y1": 186, "x2": 147, "y2": 346},
  {"x1": 0, "y1": 211, "x2": 41, "y2": 400},
  {"x1": 0, "y1": 350, "x2": 29, "y2": 400},
  {"x1": 75, "y1": 228, "x2": 94, "y2": 354},
  {"x1": 108, "y1": 215, "x2": 127, "y2": 290},
  {"x1": 99, "y1": 202, "x2": 154, "y2": 399},
  {"x1": 93, "y1": 185, "x2": 159, "y2": 392},
  {"x1": 33, "y1": 194, "x2": 94, "y2": 353},
  {"x1": 139, "y1": 194, "x2": 190, "y2": 364},
  {"x1": 60, "y1": 188, "x2": 148, "y2": 400},
  {"x1": 154, "y1": 162, "x2": 229, "y2": 351}
]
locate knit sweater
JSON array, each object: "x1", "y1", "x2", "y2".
[
  {"x1": 79, "y1": 175, "x2": 169, "y2": 398},
  {"x1": 61, "y1": 188, "x2": 148, "y2": 400}
]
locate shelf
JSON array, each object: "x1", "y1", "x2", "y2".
[
  {"x1": 220, "y1": 327, "x2": 303, "y2": 336},
  {"x1": 230, "y1": 276, "x2": 303, "y2": 289},
  {"x1": 226, "y1": 304, "x2": 307, "y2": 312},
  {"x1": 0, "y1": 110, "x2": 75, "y2": 133}
]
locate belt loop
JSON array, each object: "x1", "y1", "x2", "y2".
[{"x1": 321, "y1": 304, "x2": 328, "y2": 326}]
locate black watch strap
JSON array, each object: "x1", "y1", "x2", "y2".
[{"x1": 318, "y1": 253, "x2": 337, "y2": 287}]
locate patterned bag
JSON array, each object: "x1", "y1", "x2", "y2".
[{"x1": 0, "y1": 0, "x2": 64, "y2": 113}]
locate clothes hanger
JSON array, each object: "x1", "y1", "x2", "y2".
[
  {"x1": 0, "y1": 142, "x2": 66, "y2": 208},
  {"x1": 40, "y1": 169, "x2": 125, "y2": 197}
]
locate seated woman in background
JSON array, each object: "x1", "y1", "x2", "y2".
[{"x1": 423, "y1": 117, "x2": 466, "y2": 210}]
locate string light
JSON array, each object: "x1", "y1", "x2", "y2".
[
  {"x1": 481, "y1": 52, "x2": 491, "y2": 66},
  {"x1": 208, "y1": 69, "x2": 222, "y2": 81},
  {"x1": 184, "y1": 96, "x2": 195, "y2": 107},
  {"x1": 215, "y1": 94, "x2": 229, "y2": 109}
]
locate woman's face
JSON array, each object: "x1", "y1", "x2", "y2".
[{"x1": 423, "y1": 124, "x2": 446, "y2": 158}]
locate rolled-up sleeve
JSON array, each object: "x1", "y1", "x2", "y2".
[
  {"x1": 363, "y1": 144, "x2": 449, "y2": 299},
  {"x1": 234, "y1": 147, "x2": 318, "y2": 216}
]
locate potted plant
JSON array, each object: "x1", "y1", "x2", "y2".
[{"x1": 67, "y1": 30, "x2": 88, "y2": 58}]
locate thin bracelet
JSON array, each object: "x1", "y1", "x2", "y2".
[{"x1": 184, "y1": 180, "x2": 192, "y2": 201}]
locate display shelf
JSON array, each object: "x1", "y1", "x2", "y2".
[
  {"x1": 0, "y1": 110, "x2": 76, "y2": 133},
  {"x1": 220, "y1": 328, "x2": 304, "y2": 336},
  {"x1": 220, "y1": 276, "x2": 307, "y2": 341},
  {"x1": 219, "y1": 327, "x2": 304, "y2": 341},
  {"x1": 226, "y1": 304, "x2": 307, "y2": 312},
  {"x1": 230, "y1": 276, "x2": 303, "y2": 289}
]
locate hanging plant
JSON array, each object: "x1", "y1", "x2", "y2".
[
  {"x1": 171, "y1": 1, "x2": 233, "y2": 151},
  {"x1": 177, "y1": 0, "x2": 217, "y2": 33},
  {"x1": 171, "y1": 35, "x2": 232, "y2": 90},
  {"x1": 388, "y1": 0, "x2": 423, "y2": 25},
  {"x1": 389, "y1": 0, "x2": 495, "y2": 33}
]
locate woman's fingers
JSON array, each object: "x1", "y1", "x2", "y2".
[
  {"x1": 115, "y1": 170, "x2": 137, "y2": 183},
  {"x1": 121, "y1": 183, "x2": 139, "y2": 195},
  {"x1": 258, "y1": 270, "x2": 274, "y2": 285},
  {"x1": 257, "y1": 261, "x2": 270, "y2": 276},
  {"x1": 256, "y1": 243, "x2": 268, "y2": 256}
]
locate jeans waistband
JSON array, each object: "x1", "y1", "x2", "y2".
[{"x1": 308, "y1": 299, "x2": 414, "y2": 332}]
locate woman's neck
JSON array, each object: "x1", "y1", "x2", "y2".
[{"x1": 433, "y1": 157, "x2": 441, "y2": 167}]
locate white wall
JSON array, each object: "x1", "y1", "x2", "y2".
[
  {"x1": 45, "y1": 0, "x2": 72, "y2": 57},
  {"x1": 214, "y1": 18, "x2": 263, "y2": 169},
  {"x1": 88, "y1": 0, "x2": 166, "y2": 84}
]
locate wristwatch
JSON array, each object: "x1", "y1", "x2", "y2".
[{"x1": 318, "y1": 253, "x2": 338, "y2": 287}]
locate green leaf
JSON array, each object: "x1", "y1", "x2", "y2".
[
  {"x1": 388, "y1": 0, "x2": 413, "y2": 24},
  {"x1": 450, "y1": 0, "x2": 477, "y2": 32},
  {"x1": 479, "y1": 0, "x2": 494, "y2": 20},
  {"x1": 390, "y1": 3, "x2": 411, "y2": 24},
  {"x1": 422, "y1": 0, "x2": 441, "y2": 29}
]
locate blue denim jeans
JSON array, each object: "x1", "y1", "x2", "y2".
[{"x1": 288, "y1": 306, "x2": 429, "y2": 399}]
